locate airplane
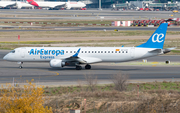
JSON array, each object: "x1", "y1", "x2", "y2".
[
  {"x1": 0, "y1": 1, "x2": 34, "y2": 9},
  {"x1": 64, "y1": 1, "x2": 86, "y2": 10},
  {"x1": 26, "y1": 0, "x2": 86, "y2": 10},
  {"x1": 3, "y1": 23, "x2": 174, "y2": 70}
]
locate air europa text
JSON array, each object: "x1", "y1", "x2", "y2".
[{"x1": 29, "y1": 49, "x2": 64, "y2": 56}]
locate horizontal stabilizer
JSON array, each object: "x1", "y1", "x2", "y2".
[{"x1": 163, "y1": 47, "x2": 176, "y2": 54}]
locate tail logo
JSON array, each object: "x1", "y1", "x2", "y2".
[{"x1": 152, "y1": 33, "x2": 164, "y2": 43}]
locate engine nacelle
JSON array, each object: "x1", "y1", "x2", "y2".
[
  {"x1": 50, "y1": 59, "x2": 65, "y2": 68},
  {"x1": 66, "y1": 6, "x2": 71, "y2": 9},
  {"x1": 16, "y1": 2, "x2": 22, "y2": 9},
  {"x1": 65, "y1": 3, "x2": 71, "y2": 9}
]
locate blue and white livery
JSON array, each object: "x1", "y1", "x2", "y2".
[{"x1": 3, "y1": 23, "x2": 174, "y2": 70}]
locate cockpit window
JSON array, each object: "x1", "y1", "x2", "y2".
[{"x1": 10, "y1": 50, "x2": 15, "y2": 53}]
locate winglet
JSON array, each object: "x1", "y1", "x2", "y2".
[{"x1": 72, "y1": 48, "x2": 81, "y2": 57}]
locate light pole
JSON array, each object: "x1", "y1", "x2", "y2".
[{"x1": 99, "y1": 0, "x2": 101, "y2": 10}]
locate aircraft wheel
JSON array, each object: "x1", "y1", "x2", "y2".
[
  {"x1": 85, "y1": 64, "x2": 91, "y2": 69},
  {"x1": 76, "y1": 65, "x2": 82, "y2": 70}
]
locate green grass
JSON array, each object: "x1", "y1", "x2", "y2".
[
  {"x1": 133, "y1": 81, "x2": 180, "y2": 91},
  {"x1": 171, "y1": 50, "x2": 180, "y2": 53},
  {"x1": 43, "y1": 82, "x2": 180, "y2": 96}
]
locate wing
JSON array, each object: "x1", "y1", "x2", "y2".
[{"x1": 62, "y1": 48, "x2": 102, "y2": 64}]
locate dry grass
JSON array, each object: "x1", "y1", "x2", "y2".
[
  {"x1": 45, "y1": 89, "x2": 180, "y2": 113},
  {"x1": 42, "y1": 81, "x2": 180, "y2": 112},
  {"x1": 0, "y1": 80, "x2": 180, "y2": 113},
  {"x1": 112, "y1": 72, "x2": 128, "y2": 91}
]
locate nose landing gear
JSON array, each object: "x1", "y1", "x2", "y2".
[{"x1": 18, "y1": 62, "x2": 23, "y2": 69}]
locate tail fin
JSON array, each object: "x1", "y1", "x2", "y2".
[
  {"x1": 137, "y1": 23, "x2": 168, "y2": 49},
  {"x1": 26, "y1": 0, "x2": 39, "y2": 7}
]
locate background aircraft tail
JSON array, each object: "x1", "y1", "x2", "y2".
[
  {"x1": 137, "y1": 23, "x2": 168, "y2": 49},
  {"x1": 26, "y1": 0, "x2": 39, "y2": 7}
]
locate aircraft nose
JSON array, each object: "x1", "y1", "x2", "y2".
[{"x1": 3, "y1": 54, "x2": 8, "y2": 60}]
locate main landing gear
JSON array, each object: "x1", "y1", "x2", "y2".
[
  {"x1": 85, "y1": 64, "x2": 91, "y2": 69},
  {"x1": 18, "y1": 62, "x2": 23, "y2": 69},
  {"x1": 75, "y1": 64, "x2": 91, "y2": 70},
  {"x1": 76, "y1": 65, "x2": 82, "y2": 70}
]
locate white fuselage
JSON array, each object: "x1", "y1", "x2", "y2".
[
  {"x1": 33, "y1": 1, "x2": 65, "y2": 8},
  {"x1": 65, "y1": 2, "x2": 86, "y2": 9},
  {"x1": 32, "y1": 1, "x2": 86, "y2": 9},
  {"x1": 3, "y1": 47, "x2": 160, "y2": 63}
]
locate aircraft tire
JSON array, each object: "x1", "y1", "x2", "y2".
[{"x1": 85, "y1": 64, "x2": 91, "y2": 69}]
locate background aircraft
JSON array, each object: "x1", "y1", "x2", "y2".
[
  {"x1": 0, "y1": 1, "x2": 34, "y2": 9},
  {"x1": 26, "y1": 0, "x2": 86, "y2": 10}
]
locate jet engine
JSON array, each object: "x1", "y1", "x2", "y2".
[
  {"x1": 16, "y1": 2, "x2": 22, "y2": 9},
  {"x1": 66, "y1": 6, "x2": 71, "y2": 9},
  {"x1": 64, "y1": 3, "x2": 71, "y2": 9},
  {"x1": 49, "y1": 59, "x2": 65, "y2": 68}
]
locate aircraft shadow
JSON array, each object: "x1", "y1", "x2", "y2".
[{"x1": 0, "y1": 66, "x2": 141, "y2": 71}]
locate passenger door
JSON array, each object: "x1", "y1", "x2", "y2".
[
  {"x1": 130, "y1": 47, "x2": 135, "y2": 58},
  {"x1": 21, "y1": 48, "x2": 26, "y2": 58}
]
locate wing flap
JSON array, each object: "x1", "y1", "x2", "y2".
[{"x1": 80, "y1": 57, "x2": 102, "y2": 64}]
